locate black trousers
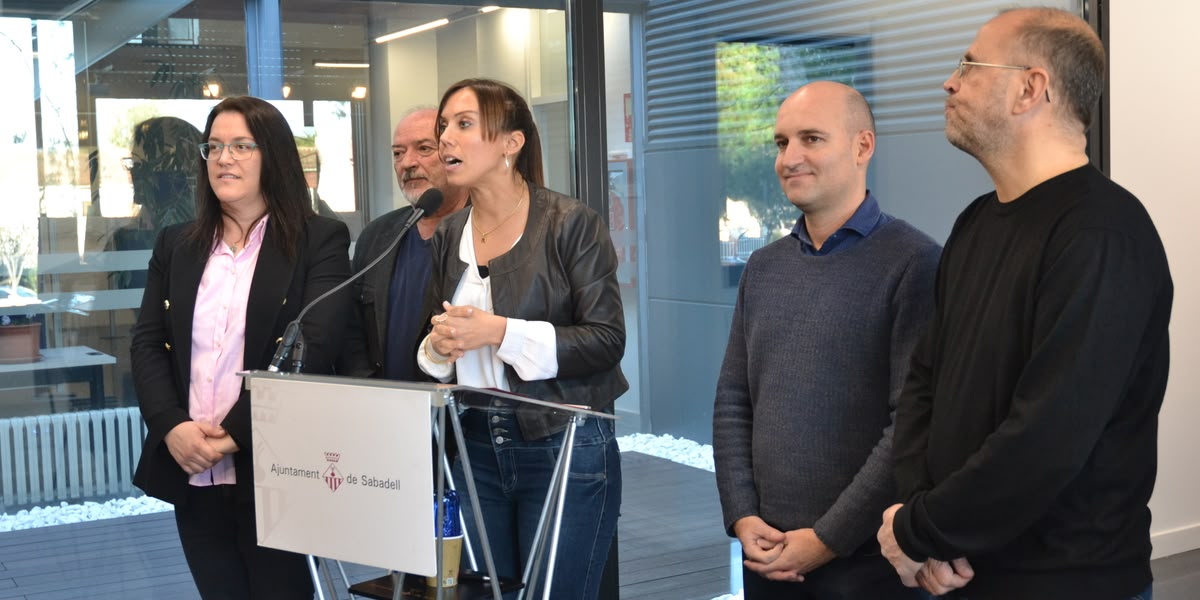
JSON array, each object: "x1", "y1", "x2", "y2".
[
  {"x1": 174, "y1": 485, "x2": 313, "y2": 600},
  {"x1": 743, "y1": 551, "x2": 925, "y2": 600}
]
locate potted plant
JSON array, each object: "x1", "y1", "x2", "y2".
[{"x1": 0, "y1": 224, "x2": 42, "y2": 363}]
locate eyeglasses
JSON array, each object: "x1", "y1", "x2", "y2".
[
  {"x1": 392, "y1": 144, "x2": 438, "y2": 161},
  {"x1": 198, "y1": 141, "x2": 260, "y2": 161},
  {"x1": 121, "y1": 157, "x2": 143, "y2": 171},
  {"x1": 954, "y1": 59, "x2": 1051, "y2": 103},
  {"x1": 955, "y1": 58, "x2": 1031, "y2": 78}
]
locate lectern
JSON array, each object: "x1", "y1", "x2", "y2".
[{"x1": 241, "y1": 371, "x2": 616, "y2": 600}]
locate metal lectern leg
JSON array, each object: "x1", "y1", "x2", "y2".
[
  {"x1": 447, "y1": 397, "x2": 505, "y2": 600},
  {"x1": 540, "y1": 415, "x2": 580, "y2": 600},
  {"x1": 392, "y1": 572, "x2": 406, "y2": 600},
  {"x1": 519, "y1": 425, "x2": 569, "y2": 599},
  {"x1": 435, "y1": 404, "x2": 448, "y2": 600},
  {"x1": 432, "y1": 409, "x2": 478, "y2": 572},
  {"x1": 518, "y1": 415, "x2": 581, "y2": 600},
  {"x1": 307, "y1": 555, "x2": 327, "y2": 600}
]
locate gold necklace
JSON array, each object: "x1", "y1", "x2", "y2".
[{"x1": 472, "y1": 187, "x2": 527, "y2": 243}]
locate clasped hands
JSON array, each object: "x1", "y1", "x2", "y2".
[
  {"x1": 878, "y1": 503, "x2": 974, "y2": 596},
  {"x1": 427, "y1": 301, "x2": 506, "y2": 363},
  {"x1": 733, "y1": 516, "x2": 835, "y2": 583},
  {"x1": 165, "y1": 421, "x2": 239, "y2": 475}
]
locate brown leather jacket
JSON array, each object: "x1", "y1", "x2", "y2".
[{"x1": 424, "y1": 185, "x2": 628, "y2": 439}]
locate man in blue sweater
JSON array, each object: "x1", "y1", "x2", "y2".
[
  {"x1": 713, "y1": 81, "x2": 940, "y2": 599},
  {"x1": 878, "y1": 9, "x2": 1172, "y2": 599}
]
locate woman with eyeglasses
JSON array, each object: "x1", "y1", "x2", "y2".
[
  {"x1": 417, "y1": 78, "x2": 626, "y2": 600},
  {"x1": 131, "y1": 96, "x2": 352, "y2": 599}
]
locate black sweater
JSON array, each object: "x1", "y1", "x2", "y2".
[{"x1": 892, "y1": 165, "x2": 1173, "y2": 599}]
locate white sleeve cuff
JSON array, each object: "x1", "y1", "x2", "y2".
[
  {"x1": 416, "y1": 334, "x2": 455, "y2": 382},
  {"x1": 497, "y1": 318, "x2": 558, "y2": 381}
]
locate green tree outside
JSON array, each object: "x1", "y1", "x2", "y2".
[{"x1": 716, "y1": 40, "x2": 862, "y2": 246}]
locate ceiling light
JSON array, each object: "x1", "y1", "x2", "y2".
[
  {"x1": 351, "y1": 86, "x2": 368, "y2": 100},
  {"x1": 479, "y1": 6, "x2": 500, "y2": 13},
  {"x1": 374, "y1": 18, "x2": 450, "y2": 44},
  {"x1": 282, "y1": 84, "x2": 292, "y2": 98},
  {"x1": 313, "y1": 61, "x2": 369, "y2": 69}
]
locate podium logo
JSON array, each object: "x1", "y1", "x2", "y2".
[{"x1": 323, "y1": 451, "x2": 344, "y2": 493}]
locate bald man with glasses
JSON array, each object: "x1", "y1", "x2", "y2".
[{"x1": 878, "y1": 9, "x2": 1172, "y2": 599}]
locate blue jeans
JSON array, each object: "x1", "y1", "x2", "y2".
[{"x1": 452, "y1": 409, "x2": 621, "y2": 600}]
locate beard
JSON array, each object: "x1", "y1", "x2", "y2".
[
  {"x1": 945, "y1": 109, "x2": 1008, "y2": 163},
  {"x1": 401, "y1": 186, "x2": 420, "y2": 204},
  {"x1": 401, "y1": 175, "x2": 429, "y2": 204}
]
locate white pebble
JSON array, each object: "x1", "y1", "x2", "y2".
[
  {"x1": 616, "y1": 433, "x2": 715, "y2": 472},
  {"x1": 0, "y1": 496, "x2": 172, "y2": 532}
]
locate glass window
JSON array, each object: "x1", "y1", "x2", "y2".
[
  {"x1": 603, "y1": 0, "x2": 1080, "y2": 597},
  {"x1": 2, "y1": 0, "x2": 1105, "y2": 597},
  {"x1": 608, "y1": 0, "x2": 1079, "y2": 440},
  {"x1": 0, "y1": 0, "x2": 572, "y2": 516}
]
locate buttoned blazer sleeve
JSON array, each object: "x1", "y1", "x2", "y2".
[{"x1": 131, "y1": 224, "x2": 205, "y2": 504}]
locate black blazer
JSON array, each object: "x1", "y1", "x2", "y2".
[{"x1": 131, "y1": 216, "x2": 352, "y2": 506}]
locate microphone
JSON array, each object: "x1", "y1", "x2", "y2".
[
  {"x1": 268, "y1": 187, "x2": 445, "y2": 372},
  {"x1": 403, "y1": 187, "x2": 444, "y2": 230}
]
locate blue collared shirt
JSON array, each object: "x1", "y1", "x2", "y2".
[{"x1": 790, "y1": 191, "x2": 893, "y2": 256}]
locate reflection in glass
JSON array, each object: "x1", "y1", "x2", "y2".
[
  {"x1": 109, "y1": 116, "x2": 202, "y2": 291},
  {"x1": 716, "y1": 38, "x2": 867, "y2": 264}
]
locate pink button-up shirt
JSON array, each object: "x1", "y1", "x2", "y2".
[{"x1": 188, "y1": 217, "x2": 268, "y2": 486}]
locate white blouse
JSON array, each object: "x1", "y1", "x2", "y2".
[{"x1": 417, "y1": 210, "x2": 558, "y2": 386}]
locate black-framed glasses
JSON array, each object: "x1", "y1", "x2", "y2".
[
  {"x1": 954, "y1": 59, "x2": 1051, "y2": 103},
  {"x1": 392, "y1": 143, "x2": 438, "y2": 161},
  {"x1": 121, "y1": 157, "x2": 143, "y2": 171},
  {"x1": 199, "y1": 141, "x2": 260, "y2": 161}
]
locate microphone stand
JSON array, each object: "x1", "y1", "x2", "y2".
[{"x1": 267, "y1": 188, "x2": 445, "y2": 372}]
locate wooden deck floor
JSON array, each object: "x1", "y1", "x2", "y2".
[
  {"x1": 3, "y1": 450, "x2": 1199, "y2": 599},
  {"x1": 0, "y1": 452, "x2": 733, "y2": 600}
]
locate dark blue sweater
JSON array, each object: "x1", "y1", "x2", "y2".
[{"x1": 714, "y1": 218, "x2": 940, "y2": 556}]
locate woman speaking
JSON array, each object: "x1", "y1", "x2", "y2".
[{"x1": 418, "y1": 78, "x2": 626, "y2": 600}]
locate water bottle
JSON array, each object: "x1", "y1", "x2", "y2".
[
  {"x1": 428, "y1": 489, "x2": 463, "y2": 587},
  {"x1": 435, "y1": 489, "x2": 462, "y2": 537}
]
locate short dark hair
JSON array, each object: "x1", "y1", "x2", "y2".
[
  {"x1": 190, "y1": 96, "x2": 314, "y2": 258},
  {"x1": 437, "y1": 78, "x2": 545, "y2": 187},
  {"x1": 1009, "y1": 8, "x2": 1105, "y2": 129},
  {"x1": 843, "y1": 86, "x2": 876, "y2": 136}
]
